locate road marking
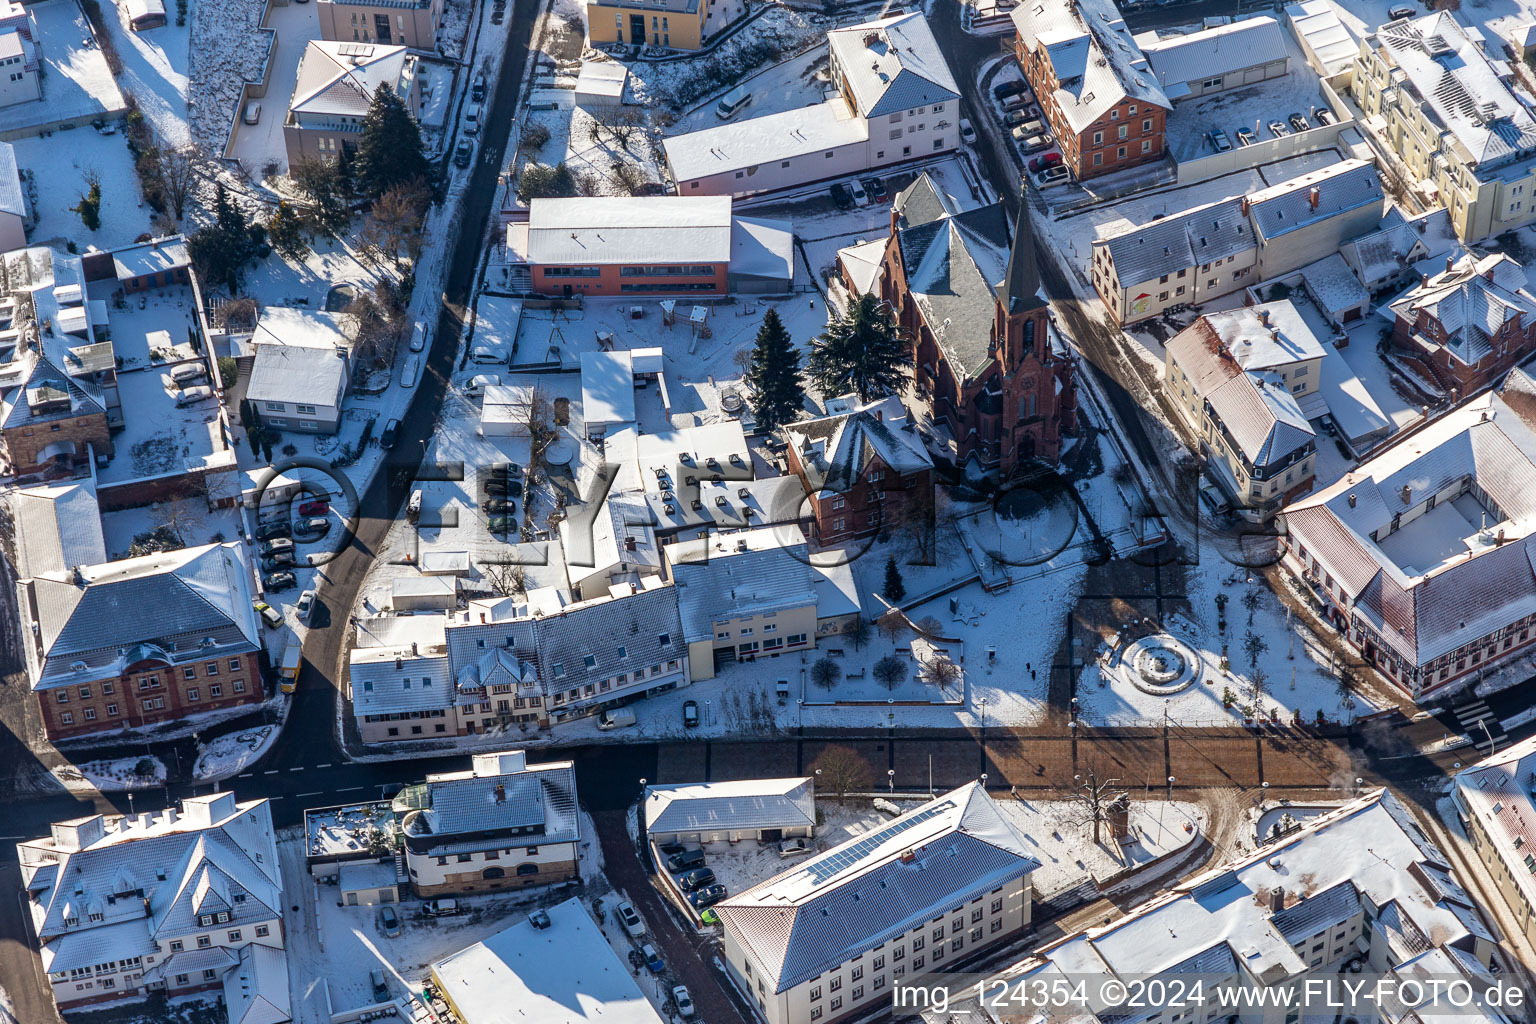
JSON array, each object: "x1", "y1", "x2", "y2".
[
  {"x1": 238, "y1": 773, "x2": 253, "y2": 778},
  {"x1": 337, "y1": 786, "x2": 365, "y2": 792},
  {"x1": 290, "y1": 766, "x2": 304, "y2": 772},
  {"x1": 314, "y1": 763, "x2": 332, "y2": 768},
  {"x1": 263, "y1": 770, "x2": 279, "y2": 775},
  {"x1": 296, "y1": 791, "x2": 323, "y2": 798}
]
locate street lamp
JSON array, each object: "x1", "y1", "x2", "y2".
[
  {"x1": 980, "y1": 773, "x2": 988, "y2": 788},
  {"x1": 1479, "y1": 719, "x2": 1497, "y2": 755},
  {"x1": 887, "y1": 769, "x2": 895, "y2": 793}
]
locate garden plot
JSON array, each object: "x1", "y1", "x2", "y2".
[
  {"x1": 50, "y1": 756, "x2": 167, "y2": 794},
  {"x1": 188, "y1": 0, "x2": 269, "y2": 149},
  {"x1": 622, "y1": 6, "x2": 826, "y2": 109},
  {"x1": 194, "y1": 725, "x2": 277, "y2": 780},
  {"x1": 100, "y1": 499, "x2": 244, "y2": 561},
  {"x1": 223, "y1": 0, "x2": 316, "y2": 178},
  {"x1": 96, "y1": 368, "x2": 227, "y2": 489},
  {"x1": 10, "y1": 131, "x2": 154, "y2": 249},
  {"x1": 6, "y1": 0, "x2": 126, "y2": 135},
  {"x1": 997, "y1": 796, "x2": 1200, "y2": 893},
  {"x1": 98, "y1": 0, "x2": 193, "y2": 148}
]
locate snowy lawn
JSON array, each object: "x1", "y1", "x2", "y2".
[
  {"x1": 998, "y1": 794, "x2": 1201, "y2": 894},
  {"x1": 100, "y1": 499, "x2": 244, "y2": 561},
  {"x1": 194, "y1": 724, "x2": 277, "y2": 780},
  {"x1": 670, "y1": 45, "x2": 830, "y2": 131},
  {"x1": 50, "y1": 756, "x2": 167, "y2": 794},
  {"x1": 8, "y1": 0, "x2": 127, "y2": 134},
  {"x1": 623, "y1": 7, "x2": 827, "y2": 109},
  {"x1": 11, "y1": 130, "x2": 154, "y2": 249},
  {"x1": 98, "y1": 0, "x2": 192, "y2": 148}
]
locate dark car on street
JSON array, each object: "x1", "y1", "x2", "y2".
[
  {"x1": 688, "y1": 884, "x2": 728, "y2": 909},
  {"x1": 993, "y1": 79, "x2": 1025, "y2": 100},
  {"x1": 264, "y1": 571, "x2": 297, "y2": 591},
  {"x1": 678, "y1": 867, "x2": 717, "y2": 892},
  {"x1": 830, "y1": 182, "x2": 855, "y2": 210},
  {"x1": 255, "y1": 520, "x2": 290, "y2": 541}
]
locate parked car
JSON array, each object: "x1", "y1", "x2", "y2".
[
  {"x1": 471, "y1": 71, "x2": 487, "y2": 102},
  {"x1": 170, "y1": 363, "x2": 207, "y2": 385},
  {"x1": 296, "y1": 589, "x2": 317, "y2": 624},
  {"x1": 487, "y1": 515, "x2": 515, "y2": 533},
  {"x1": 642, "y1": 944, "x2": 665, "y2": 974},
  {"x1": 484, "y1": 477, "x2": 520, "y2": 497},
  {"x1": 667, "y1": 849, "x2": 706, "y2": 873},
  {"x1": 616, "y1": 901, "x2": 645, "y2": 938},
  {"x1": 683, "y1": 699, "x2": 699, "y2": 728},
  {"x1": 259, "y1": 537, "x2": 294, "y2": 557},
  {"x1": 1018, "y1": 133, "x2": 1051, "y2": 153},
  {"x1": 1288, "y1": 112, "x2": 1310, "y2": 132},
  {"x1": 1268, "y1": 120, "x2": 1291, "y2": 138},
  {"x1": 1028, "y1": 152, "x2": 1062, "y2": 172},
  {"x1": 465, "y1": 374, "x2": 500, "y2": 397},
  {"x1": 1209, "y1": 127, "x2": 1232, "y2": 152},
  {"x1": 381, "y1": 418, "x2": 400, "y2": 449},
  {"x1": 959, "y1": 118, "x2": 976, "y2": 144},
  {"x1": 261, "y1": 552, "x2": 296, "y2": 572},
  {"x1": 1001, "y1": 95, "x2": 1033, "y2": 113},
  {"x1": 264, "y1": 571, "x2": 296, "y2": 591},
  {"x1": 254, "y1": 601, "x2": 283, "y2": 628},
  {"x1": 598, "y1": 708, "x2": 637, "y2": 730},
  {"x1": 255, "y1": 520, "x2": 290, "y2": 541},
  {"x1": 1004, "y1": 109, "x2": 1030, "y2": 128},
  {"x1": 848, "y1": 178, "x2": 869, "y2": 206},
  {"x1": 299, "y1": 499, "x2": 329, "y2": 517},
  {"x1": 1388, "y1": 4, "x2": 1415, "y2": 17},
  {"x1": 992, "y1": 79, "x2": 1025, "y2": 100},
  {"x1": 1236, "y1": 126, "x2": 1257, "y2": 146},
  {"x1": 454, "y1": 139, "x2": 473, "y2": 168},
  {"x1": 862, "y1": 177, "x2": 887, "y2": 202},
  {"x1": 678, "y1": 867, "x2": 717, "y2": 892},
  {"x1": 687, "y1": 884, "x2": 728, "y2": 909},
  {"x1": 1314, "y1": 108, "x2": 1334, "y2": 126},
  {"x1": 673, "y1": 986, "x2": 696, "y2": 1019},
  {"x1": 482, "y1": 498, "x2": 515, "y2": 515},
  {"x1": 377, "y1": 905, "x2": 402, "y2": 937},
  {"x1": 490, "y1": 6, "x2": 502, "y2": 21},
  {"x1": 410, "y1": 324, "x2": 427, "y2": 353},
  {"x1": 423, "y1": 898, "x2": 460, "y2": 917},
  {"x1": 463, "y1": 103, "x2": 482, "y2": 135},
  {"x1": 370, "y1": 969, "x2": 389, "y2": 1002},
  {"x1": 778, "y1": 837, "x2": 811, "y2": 858},
  {"x1": 1037, "y1": 164, "x2": 1070, "y2": 185},
  {"x1": 243, "y1": 101, "x2": 262, "y2": 125},
  {"x1": 293, "y1": 516, "x2": 330, "y2": 540},
  {"x1": 830, "y1": 182, "x2": 855, "y2": 210},
  {"x1": 174, "y1": 385, "x2": 213, "y2": 407}
]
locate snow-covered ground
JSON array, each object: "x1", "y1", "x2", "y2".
[
  {"x1": 98, "y1": 0, "x2": 192, "y2": 148},
  {"x1": 194, "y1": 724, "x2": 277, "y2": 780},
  {"x1": 100, "y1": 498, "x2": 245, "y2": 561},
  {"x1": 622, "y1": 7, "x2": 827, "y2": 109},
  {"x1": 223, "y1": 0, "x2": 317, "y2": 178},
  {"x1": 188, "y1": 0, "x2": 268, "y2": 149},
  {"x1": 50, "y1": 755, "x2": 167, "y2": 794},
  {"x1": 6, "y1": 0, "x2": 127, "y2": 135},
  {"x1": 11, "y1": 130, "x2": 154, "y2": 250}
]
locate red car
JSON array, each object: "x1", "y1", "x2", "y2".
[
  {"x1": 298, "y1": 499, "x2": 329, "y2": 517},
  {"x1": 1028, "y1": 152, "x2": 1062, "y2": 173}
]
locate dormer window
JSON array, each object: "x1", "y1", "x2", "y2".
[{"x1": 584, "y1": 655, "x2": 597, "y2": 668}]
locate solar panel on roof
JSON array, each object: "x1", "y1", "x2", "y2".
[{"x1": 803, "y1": 800, "x2": 955, "y2": 884}]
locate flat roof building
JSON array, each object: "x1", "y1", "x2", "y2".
[{"x1": 645, "y1": 778, "x2": 816, "y2": 844}]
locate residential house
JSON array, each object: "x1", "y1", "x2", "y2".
[
  {"x1": 1011, "y1": 0, "x2": 1171, "y2": 180},
  {"x1": 123, "y1": 0, "x2": 167, "y2": 31},
  {"x1": 1165, "y1": 303, "x2": 1321, "y2": 513},
  {"x1": 1136, "y1": 16, "x2": 1289, "y2": 102},
  {"x1": 0, "y1": 3, "x2": 41, "y2": 110},
  {"x1": 717, "y1": 782, "x2": 1036, "y2": 1024},
  {"x1": 317, "y1": 0, "x2": 444, "y2": 49},
  {"x1": 880, "y1": 174, "x2": 1075, "y2": 476},
  {"x1": 0, "y1": 141, "x2": 24, "y2": 251},
  {"x1": 1351, "y1": 12, "x2": 1536, "y2": 241},
  {"x1": 16, "y1": 794, "x2": 285, "y2": 1013},
  {"x1": 284, "y1": 40, "x2": 418, "y2": 166},
  {"x1": 1282, "y1": 367, "x2": 1536, "y2": 698},
  {"x1": 644, "y1": 778, "x2": 816, "y2": 846},
  {"x1": 17, "y1": 543, "x2": 266, "y2": 740},
  {"x1": 1452, "y1": 736, "x2": 1536, "y2": 946},
  {"x1": 393, "y1": 750, "x2": 579, "y2": 896},
  {"x1": 1091, "y1": 159, "x2": 1384, "y2": 324},
  {"x1": 664, "y1": 13, "x2": 958, "y2": 197},
  {"x1": 11, "y1": 478, "x2": 106, "y2": 577},
  {"x1": 586, "y1": 0, "x2": 705, "y2": 49},
  {"x1": 245, "y1": 307, "x2": 351, "y2": 434},
  {"x1": 349, "y1": 615, "x2": 453, "y2": 743},
  {"x1": 782, "y1": 394, "x2": 934, "y2": 545},
  {"x1": 1386, "y1": 250, "x2": 1536, "y2": 394},
  {"x1": 934, "y1": 791, "x2": 1502, "y2": 1024},
  {"x1": 1339, "y1": 206, "x2": 1459, "y2": 297}
]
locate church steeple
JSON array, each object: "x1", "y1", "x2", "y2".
[{"x1": 996, "y1": 190, "x2": 1047, "y2": 317}]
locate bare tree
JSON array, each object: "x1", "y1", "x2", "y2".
[
  {"x1": 609, "y1": 162, "x2": 646, "y2": 196},
  {"x1": 877, "y1": 608, "x2": 906, "y2": 645},
  {"x1": 481, "y1": 560, "x2": 527, "y2": 597},
  {"x1": 811, "y1": 744, "x2": 874, "y2": 801},
  {"x1": 345, "y1": 279, "x2": 407, "y2": 368},
  {"x1": 845, "y1": 617, "x2": 872, "y2": 652},
  {"x1": 923, "y1": 655, "x2": 961, "y2": 692},
  {"x1": 732, "y1": 347, "x2": 754, "y2": 375},
  {"x1": 811, "y1": 656, "x2": 841, "y2": 690},
  {"x1": 359, "y1": 178, "x2": 430, "y2": 269},
  {"x1": 587, "y1": 107, "x2": 647, "y2": 152},
  {"x1": 873, "y1": 654, "x2": 905, "y2": 690},
  {"x1": 894, "y1": 486, "x2": 938, "y2": 564},
  {"x1": 159, "y1": 146, "x2": 200, "y2": 221},
  {"x1": 1249, "y1": 666, "x2": 1269, "y2": 714},
  {"x1": 1241, "y1": 586, "x2": 1262, "y2": 626},
  {"x1": 1061, "y1": 764, "x2": 1122, "y2": 845},
  {"x1": 157, "y1": 479, "x2": 209, "y2": 547},
  {"x1": 1241, "y1": 629, "x2": 1268, "y2": 672}
]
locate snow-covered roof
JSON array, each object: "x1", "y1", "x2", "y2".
[
  {"x1": 11, "y1": 479, "x2": 106, "y2": 578},
  {"x1": 730, "y1": 216, "x2": 795, "y2": 283},
  {"x1": 250, "y1": 305, "x2": 350, "y2": 350},
  {"x1": 20, "y1": 543, "x2": 261, "y2": 691},
  {"x1": 718, "y1": 783, "x2": 1039, "y2": 992},
  {"x1": 1284, "y1": 368, "x2": 1536, "y2": 668},
  {"x1": 666, "y1": 525, "x2": 819, "y2": 641},
  {"x1": 527, "y1": 197, "x2": 733, "y2": 266},
  {"x1": 1340, "y1": 208, "x2": 1459, "y2": 291},
  {"x1": 645, "y1": 778, "x2": 816, "y2": 836},
  {"x1": 247, "y1": 308, "x2": 350, "y2": 409},
  {"x1": 432, "y1": 897, "x2": 665, "y2": 1024},
  {"x1": 1371, "y1": 12, "x2": 1536, "y2": 170},
  {"x1": 223, "y1": 943, "x2": 290, "y2": 1024},
  {"x1": 0, "y1": 140, "x2": 23, "y2": 220},
  {"x1": 111, "y1": 237, "x2": 189, "y2": 282},
  {"x1": 410, "y1": 752, "x2": 579, "y2": 847},
  {"x1": 1206, "y1": 370, "x2": 1314, "y2": 466},
  {"x1": 1285, "y1": 0, "x2": 1358, "y2": 75},
  {"x1": 290, "y1": 40, "x2": 414, "y2": 119},
  {"x1": 573, "y1": 59, "x2": 627, "y2": 103},
  {"x1": 350, "y1": 644, "x2": 452, "y2": 717},
  {"x1": 1197, "y1": 301, "x2": 1329, "y2": 370},
  {"x1": 1386, "y1": 251, "x2": 1536, "y2": 368},
  {"x1": 784, "y1": 394, "x2": 932, "y2": 494},
  {"x1": 1098, "y1": 196, "x2": 1252, "y2": 288},
  {"x1": 1010, "y1": 0, "x2": 1169, "y2": 135},
  {"x1": 827, "y1": 12, "x2": 959, "y2": 118},
  {"x1": 1247, "y1": 159, "x2": 1383, "y2": 241},
  {"x1": 836, "y1": 238, "x2": 887, "y2": 296},
  {"x1": 1141, "y1": 17, "x2": 1287, "y2": 92},
  {"x1": 1298, "y1": 253, "x2": 1370, "y2": 317},
  {"x1": 664, "y1": 98, "x2": 869, "y2": 184},
  {"x1": 580, "y1": 350, "x2": 636, "y2": 429},
  {"x1": 1454, "y1": 736, "x2": 1536, "y2": 922}
]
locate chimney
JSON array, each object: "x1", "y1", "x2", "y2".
[
  {"x1": 166, "y1": 805, "x2": 178, "y2": 826},
  {"x1": 1420, "y1": 272, "x2": 1429, "y2": 287},
  {"x1": 411, "y1": 642, "x2": 419, "y2": 656},
  {"x1": 394, "y1": 657, "x2": 403, "y2": 669},
  {"x1": 899, "y1": 848, "x2": 916, "y2": 863},
  {"x1": 72, "y1": 566, "x2": 87, "y2": 588},
  {"x1": 1401, "y1": 484, "x2": 1411, "y2": 505},
  {"x1": 1269, "y1": 886, "x2": 1285, "y2": 913},
  {"x1": 480, "y1": 612, "x2": 486, "y2": 623},
  {"x1": 625, "y1": 536, "x2": 637, "y2": 552},
  {"x1": 1498, "y1": 527, "x2": 1507, "y2": 545},
  {"x1": 875, "y1": 409, "x2": 883, "y2": 421},
  {"x1": 1486, "y1": 264, "x2": 1496, "y2": 282},
  {"x1": 1308, "y1": 187, "x2": 1320, "y2": 211},
  {"x1": 1348, "y1": 493, "x2": 1357, "y2": 508},
  {"x1": 494, "y1": 783, "x2": 506, "y2": 803},
  {"x1": 1259, "y1": 308, "x2": 1270, "y2": 325},
  {"x1": 1446, "y1": 254, "x2": 1455, "y2": 274}
]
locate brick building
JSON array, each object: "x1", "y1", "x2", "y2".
[
  {"x1": 782, "y1": 394, "x2": 934, "y2": 544},
  {"x1": 1011, "y1": 0, "x2": 1171, "y2": 180},
  {"x1": 1386, "y1": 250, "x2": 1536, "y2": 395},
  {"x1": 18, "y1": 544, "x2": 266, "y2": 740},
  {"x1": 877, "y1": 175, "x2": 1075, "y2": 477}
]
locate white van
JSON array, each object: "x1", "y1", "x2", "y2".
[
  {"x1": 175, "y1": 385, "x2": 213, "y2": 407},
  {"x1": 409, "y1": 323, "x2": 427, "y2": 352},
  {"x1": 465, "y1": 374, "x2": 500, "y2": 397},
  {"x1": 716, "y1": 86, "x2": 752, "y2": 120},
  {"x1": 597, "y1": 708, "x2": 637, "y2": 730}
]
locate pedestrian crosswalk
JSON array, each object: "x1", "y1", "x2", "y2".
[{"x1": 1452, "y1": 700, "x2": 1508, "y2": 751}]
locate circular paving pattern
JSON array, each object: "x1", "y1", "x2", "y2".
[{"x1": 1119, "y1": 634, "x2": 1202, "y2": 695}]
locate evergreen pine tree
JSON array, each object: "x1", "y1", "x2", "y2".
[
  {"x1": 743, "y1": 309, "x2": 805, "y2": 430},
  {"x1": 266, "y1": 201, "x2": 310, "y2": 261},
  {"x1": 189, "y1": 183, "x2": 254, "y2": 292},
  {"x1": 354, "y1": 84, "x2": 430, "y2": 200},
  {"x1": 883, "y1": 555, "x2": 906, "y2": 603},
  {"x1": 72, "y1": 183, "x2": 102, "y2": 231},
  {"x1": 807, "y1": 293, "x2": 910, "y2": 403}
]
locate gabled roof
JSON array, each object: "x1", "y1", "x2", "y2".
[
  {"x1": 1387, "y1": 251, "x2": 1536, "y2": 367},
  {"x1": 0, "y1": 140, "x2": 23, "y2": 220},
  {"x1": 1205, "y1": 370, "x2": 1314, "y2": 466},
  {"x1": 1098, "y1": 196, "x2": 1252, "y2": 288},
  {"x1": 412, "y1": 753, "x2": 579, "y2": 847},
  {"x1": 11, "y1": 479, "x2": 106, "y2": 578},
  {"x1": 527, "y1": 197, "x2": 733, "y2": 266},
  {"x1": 224, "y1": 943, "x2": 291, "y2": 1024},
  {"x1": 1010, "y1": 0, "x2": 1169, "y2": 135},
  {"x1": 645, "y1": 778, "x2": 816, "y2": 835},
  {"x1": 1247, "y1": 159, "x2": 1383, "y2": 241},
  {"x1": 717, "y1": 783, "x2": 1038, "y2": 992},
  {"x1": 827, "y1": 13, "x2": 959, "y2": 118},
  {"x1": 290, "y1": 40, "x2": 413, "y2": 119},
  {"x1": 350, "y1": 644, "x2": 452, "y2": 716},
  {"x1": 667, "y1": 526, "x2": 818, "y2": 641},
  {"x1": 1141, "y1": 17, "x2": 1287, "y2": 90},
  {"x1": 783, "y1": 394, "x2": 932, "y2": 493}
]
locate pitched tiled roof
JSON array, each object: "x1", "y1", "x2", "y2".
[
  {"x1": 1247, "y1": 160, "x2": 1383, "y2": 241},
  {"x1": 1388, "y1": 251, "x2": 1536, "y2": 368},
  {"x1": 1205, "y1": 371, "x2": 1314, "y2": 467},
  {"x1": 827, "y1": 13, "x2": 959, "y2": 118},
  {"x1": 1100, "y1": 197, "x2": 1252, "y2": 288},
  {"x1": 668, "y1": 527, "x2": 818, "y2": 642},
  {"x1": 1010, "y1": 0, "x2": 1169, "y2": 134},
  {"x1": 410, "y1": 756, "x2": 580, "y2": 848},
  {"x1": 290, "y1": 40, "x2": 413, "y2": 119},
  {"x1": 645, "y1": 778, "x2": 816, "y2": 835},
  {"x1": 784, "y1": 394, "x2": 931, "y2": 493}
]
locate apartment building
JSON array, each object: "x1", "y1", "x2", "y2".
[
  {"x1": 16, "y1": 794, "x2": 285, "y2": 1014},
  {"x1": 717, "y1": 782, "x2": 1037, "y2": 1024},
  {"x1": 317, "y1": 0, "x2": 443, "y2": 49},
  {"x1": 1352, "y1": 12, "x2": 1536, "y2": 242},
  {"x1": 394, "y1": 750, "x2": 579, "y2": 897},
  {"x1": 1282, "y1": 368, "x2": 1536, "y2": 698},
  {"x1": 1386, "y1": 249, "x2": 1536, "y2": 394},
  {"x1": 284, "y1": 40, "x2": 418, "y2": 166},
  {"x1": 18, "y1": 544, "x2": 266, "y2": 741},
  {"x1": 1091, "y1": 159, "x2": 1384, "y2": 324},
  {"x1": 934, "y1": 791, "x2": 1502, "y2": 1024},
  {"x1": 1011, "y1": 0, "x2": 1171, "y2": 180},
  {"x1": 782, "y1": 394, "x2": 934, "y2": 545},
  {"x1": 663, "y1": 13, "x2": 958, "y2": 197},
  {"x1": 1453, "y1": 736, "x2": 1536, "y2": 946},
  {"x1": 586, "y1": 0, "x2": 705, "y2": 49}
]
